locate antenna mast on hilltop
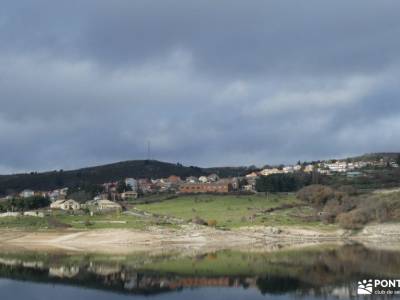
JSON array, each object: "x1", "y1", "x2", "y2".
[{"x1": 147, "y1": 140, "x2": 151, "y2": 160}]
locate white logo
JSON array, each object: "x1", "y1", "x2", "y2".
[{"x1": 358, "y1": 279, "x2": 373, "y2": 295}]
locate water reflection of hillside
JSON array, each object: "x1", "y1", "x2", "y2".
[{"x1": 0, "y1": 244, "x2": 400, "y2": 297}]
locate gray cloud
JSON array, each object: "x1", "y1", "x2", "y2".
[{"x1": 0, "y1": 0, "x2": 400, "y2": 173}]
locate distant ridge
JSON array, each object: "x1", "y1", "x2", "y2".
[
  {"x1": 0, "y1": 160, "x2": 250, "y2": 194},
  {"x1": 0, "y1": 152, "x2": 398, "y2": 194}
]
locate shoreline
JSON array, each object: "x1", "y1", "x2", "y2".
[{"x1": 1, "y1": 223, "x2": 400, "y2": 254}]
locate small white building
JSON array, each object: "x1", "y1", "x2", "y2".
[
  {"x1": 242, "y1": 184, "x2": 256, "y2": 192},
  {"x1": 0, "y1": 212, "x2": 22, "y2": 218},
  {"x1": 20, "y1": 189, "x2": 35, "y2": 198},
  {"x1": 325, "y1": 161, "x2": 348, "y2": 173},
  {"x1": 86, "y1": 199, "x2": 122, "y2": 212},
  {"x1": 283, "y1": 166, "x2": 295, "y2": 173},
  {"x1": 24, "y1": 211, "x2": 45, "y2": 218},
  {"x1": 260, "y1": 168, "x2": 283, "y2": 176},
  {"x1": 245, "y1": 172, "x2": 259, "y2": 178},
  {"x1": 186, "y1": 176, "x2": 198, "y2": 183},
  {"x1": 207, "y1": 174, "x2": 219, "y2": 182},
  {"x1": 198, "y1": 176, "x2": 208, "y2": 183},
  {"x1": 293, "y1": 165, "x2": 302, "y2": 171},
  {"x1": 125, "y1": 178, "x2": 138, "y2": 191},
  {"x1": 304, "y1": 165, "x2": 315, "y2": 173},
  {"x1": 120, "y1": 191, "x2": 138, "y2": 200},
  {"x1": 50, "y1": 199, "x2": 81, "y2": 211}
]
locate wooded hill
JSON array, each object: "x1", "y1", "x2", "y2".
[{"x1": 0, "y1": 160, "x2": 250, "y2": 195}]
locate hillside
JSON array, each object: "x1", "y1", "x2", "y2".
[
  {"x1": 350, "y1": 152, "x2": 400, "y2": 162},
  {"x1": 0, "y1": 160, "x2": 250, "y2": 194},
  {"x1": 1, "y1": 152, "x2": 398, "y2": 195}
]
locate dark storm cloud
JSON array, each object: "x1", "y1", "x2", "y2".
[{"x1": 0, "y1": 0, "x2": 400, "y2": 173}]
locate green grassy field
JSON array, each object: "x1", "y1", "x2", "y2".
[
  {"x1": 0, "y1": 194, "x2": 325, "y2": 230},
  {"x1": 136, "y1": 194, "x2": 321, "y2": 228},
  {"x1": 0, "y1": 216, "x2": 49, "y2": 229},
  {"x1": 0, "y1": 213, "x2": 151, "y2": 230}
]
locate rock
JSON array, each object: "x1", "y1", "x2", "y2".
[{"x1": 270, "y1": 227, "x2": 282, "y2": 234}]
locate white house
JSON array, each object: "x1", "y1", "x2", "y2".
[
  {"x1": 50, "y1": 199, "x2": 81, "y2": 211},
  {"x1": 207, "y1": 174, "x2": 220, "y2": 182},
  {"x1": 24, "y1": 211, "x2": 45, "y2": 218},
  {"x1": 283, "y1": 166, "x2": 295, "y2": 173},
  {"x1": 20, "y1": 189, "x2": 35, "y2": 198},
  {"x1": 325, "y1": 161, "x2": 348, "y2": 173},
  {"x1": 304, "y1": 165, "x2": 315, "y2": 173},
  {"x1": 260, "y1": 168, "x2": 282, "y2": 176},
  {"x1": 186, "y1": 176, "x2": 198, "y2": 183},
  {"x1": 245, "y1": 172, "x2": 259, "y2": 178},
  {"x1": 293, "y1": 165, "x2": 302, "y2": 171},
  {"x1": 125, "y1": 178, "x2": 138, "y2": 191},
  {"x1": 198, "y1": 176, "x2": 208, "y2": 183},
  {"x1": 120, "y1": 191, "x2": 138, "y2": 200}
]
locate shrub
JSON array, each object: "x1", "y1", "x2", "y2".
[
  {"x1": 48, "y1": 217, "x2": 71, "y2": 229},
  {"x1": 296, "y1": 185, "x2": 335, "y2": 207},
  {"x1": 84, "y1": 219, "x2": 93, "y2": 227},
  {"x1": 207, "y1": 219, "x2": 217, "y2": 227},
  {"x1": 191, "y1": 216, "x2": 207, "y2": 225},
  {"x1": 337, "y1": 185, "x2": 359, "y2": 196},
  {"x1": 336, "y1": 210, "x2": 368, "y2": 230}
]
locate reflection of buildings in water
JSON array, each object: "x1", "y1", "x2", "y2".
[
  {"x1": 87, "y1": 264, "x2": 122, "y2": 276},
  {"x1": 0, "y1": 258, "x2": 22, "y2": 266},
  {"x1": 168, "y1": 277, "x2": 230, "y2": 288},
  {"x1": 0, "y1": 245, "x2": 400, "y2": 297},
  {"x1": 22, "y1": 261, "x2": 44, "y2": 268},
  {"x1": 49, "y1": 266, "x2": 80, "y2": 278},
  {"x1": 330, "y1": 285, "x2": 355, "y2": 299},
  {"x1": 0, "y1": 258, "x2": 44, "y2": 269},
  {"x1": 300, "y1": 284, "x2": 356, "y2": 299},
  {"x1": 121, "y1": 275, "x2": 258, "y2": 291},
  {"x1": 0, "y1": 257, "x2": 258, "y2": 292},
  {"x1": 123, "y1": 274, "x2": 138, "y2": 290}
]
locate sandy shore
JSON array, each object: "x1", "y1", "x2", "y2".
[{"x1": 1, "y1": 223, "x2": 400, "y2": 254}]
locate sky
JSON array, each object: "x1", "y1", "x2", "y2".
[{"x1": 1, "y1": 0, "x2": 400, "y2": 173}]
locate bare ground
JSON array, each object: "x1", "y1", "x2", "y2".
[{"x1": 1, "y1": 223, "x2": 400, "y2": 254}]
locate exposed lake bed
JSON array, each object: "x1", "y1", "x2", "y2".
[{"x1": 1, "y1": 223, "x2": 400, "y2": 253}]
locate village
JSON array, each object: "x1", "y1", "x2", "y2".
[{"x1": 0, "y1": 156, "x2": 398, "y2": 217}]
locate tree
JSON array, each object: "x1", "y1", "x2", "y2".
[
  {"x1": 312, "y1": 168, "x2": 319, "y2": 184},
  {"x1": 256, "y1": 173, "x2": 310, "y2": 193},
  {"x1": 296, "y1": 185, "x2": 335, "y2": 207},
  {"x1": 396, "y1": 154, "x2": 400, "y2": 166},
  {"x1": 0, "y1": 196, "x2": 50, "y2": 212}
]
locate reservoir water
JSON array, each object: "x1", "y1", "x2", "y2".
[{"x1": 0, "y1": 244, "x2": 399, "y2": 299}]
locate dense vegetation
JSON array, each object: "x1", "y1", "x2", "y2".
[
  {"x1": 296, "y1": 184, "x2": 400, "y2": 229},
  {"x1": 0, "y1": 196, "x2": 50, "y2": 212},
  {"x1": 255, "y1": 173, "x2": 312, "y2": 192},
  {"x1": 321, "y1": 168, "x2": 400, "y2": 190}
]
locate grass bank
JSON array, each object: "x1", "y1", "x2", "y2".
[
  {"x1": 0, "y1": 194, "x2": 330, "y2": 230},
  {"x1": 135, "y1": 194, "x2": 323, "y2": 228}
]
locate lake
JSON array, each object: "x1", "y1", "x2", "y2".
[{"x1": 0, "y1": 243, "x2": 399, "y2": 299}]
